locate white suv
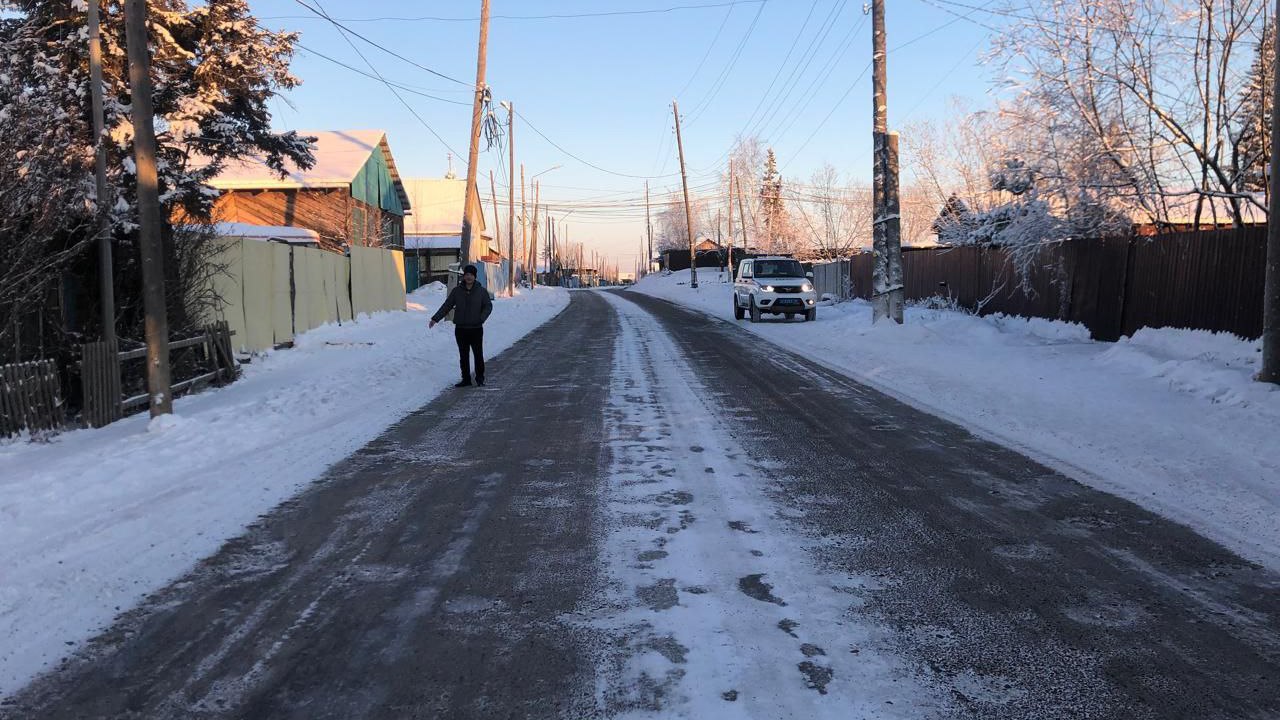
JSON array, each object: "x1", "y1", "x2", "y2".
[{"x1": 733, "y1": 257, "x2": 818, "y2": 322}]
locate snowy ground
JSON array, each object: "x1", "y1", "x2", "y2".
[
  {"x1": 586, "y1": 292, "x2": 940, "y2": 717},
  {"x1": 0, "y1": 283, "x2": 568, "y2": 698},
  {"x1": 631, "y1": 270, "x2": 1280, "y2": 572}
]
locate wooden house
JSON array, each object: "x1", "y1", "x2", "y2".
[{"x1": 201, "y1": 130, "x2": 411, "y2": 252}]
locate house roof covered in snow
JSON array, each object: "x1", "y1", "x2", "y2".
[
  {"x1": 203, "y1": 130, "x2": 411, "y2": 214},
  {"x1": 209, "y1": 222, "x2": 321, "y2": 245},
  {"x1": 405, "y1": 234, "x2": 462, "y2": 250},
  {"x1": 402, "y1": 177, "x2": 496, "y2": 250}
]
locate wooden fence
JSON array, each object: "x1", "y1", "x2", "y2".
[
  {"x1": 81, "y1": 322, "x2": 238, "y2": 428},
  {"x1": 838, "y1": 228, "x2": 1267, "y2": 340},
  {"x1": 0, "y1": 359, "x2": 65, "y2": 438}
]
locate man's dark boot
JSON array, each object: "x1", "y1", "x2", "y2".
[
  {"x1": 476, "y1": 378, "x2": 485, "y2": 386},
  {"x1": 455, "y1": 379, "x2": 472, "y2": 388}
]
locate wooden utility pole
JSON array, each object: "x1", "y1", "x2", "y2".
[
  {"x1": 531, "y1": 183, "x2": 541, "y2": 286},
  {"x1": 505, "y1": 102, "x2": 516, "y2": 297},
  {"x1": 460, "y1": 0, "x2": 491, "y2": 264},
  {"x1": 672, "y1": 101, "x2": 697, "y2": 288},
  {"x1": 123, "y1": 0, "x2": 172, "y2": 416},
  {"x1": 88, "y1": 0, "x2": 116, "y2": 346},
  {"x1": 1261, "y1": 0, "x2": 1280, "y2": 383},
  {"x1": 521, "y1": 163, "x2": 529, "y2": 288},
  {"x1": 645, "y1": 180, "x2": 653, "y2": 276},
  {"x1": 871, "y1": 0, "x2": 904, "y2": 324},
  {"x1": 736, "y1": 167, "x2": 750, "y2": 260},
  {"x1": 489, "y1": 170, "x2": 501, "y2": 258},
  {"x1": 727, "y1": 162, "x2": 735, "y2": 278}
]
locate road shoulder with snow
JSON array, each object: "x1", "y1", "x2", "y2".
[{"x1": 0, "y1": 284, "x2": 568, "y2": 699}]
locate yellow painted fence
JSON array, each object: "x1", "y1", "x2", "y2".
[{"x1": 207, "y1": 240, "x2": 406, "y2": 353}]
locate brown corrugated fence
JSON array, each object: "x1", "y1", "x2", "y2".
[{"x1": 841, "y1": 228, "x2": 1267, "y2": 341}]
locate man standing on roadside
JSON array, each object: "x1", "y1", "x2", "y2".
[{"x1": 430, "y1": 264, "x2": 493, "y2": 387}]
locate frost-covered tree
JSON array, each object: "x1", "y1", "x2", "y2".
[
  {"x1": 790, "y1": 164, "x2": 868, "y2": 260},
  {"x1": 992, "y1": 0, "x2": 1269, "y2": 228},
  {"x1": 0, "y1": 0, "x2": 314, "y2": 358}
]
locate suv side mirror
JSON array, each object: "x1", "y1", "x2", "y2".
[{"x1": 806, "y1": 271, "x2": 814, "y2": 279}]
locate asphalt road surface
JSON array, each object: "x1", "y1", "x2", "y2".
[{"x1": 4, "y1": 290, "x2": 1278, "y2": 719}]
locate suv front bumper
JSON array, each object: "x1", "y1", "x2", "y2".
[{"x1": 754, "y1": 293, "x2": 817, "y2": 314}]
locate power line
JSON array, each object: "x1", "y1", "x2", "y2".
[
  {"x1": 924, "y1": 0, "x2": 1266, "y2": 46},
  {"x1": 515, "y1": 108, "x2": 682, "y2": 179},
  {"x1": 675, "y1": 3, "x2": 738, "y2": 99},
  {"x1": 684, "y1": 0, "x2": 770, "y2": 124},
  {"x1": 304, "y1": 0, "x2": 462, "y2": 157},
  {"x1": 780, "y1": 0, "x2": 997, "y2": 170},
  {"x1": 294, "y1": 43, "x2": 470, "y2": 105},
  {"x1": 292, "y1": 0, "x2": 470, "y2": 86},
  {"x1": 733, "y1": 0, "x2": 824, "y2": 140},
  {"x1": 264, "y1": 1, "x2": 767, "y2": 23}
]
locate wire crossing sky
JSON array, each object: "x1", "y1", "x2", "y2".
[{"x1": 258, "y1": 0, "x2": 998, "y2": 260}]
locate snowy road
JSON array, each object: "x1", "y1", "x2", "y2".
[{"x1": 5, "y1": 290, "x2": 1280, "y2": 719}]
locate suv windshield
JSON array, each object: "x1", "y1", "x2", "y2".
[{"x1": 754, "y1": 259, "x2": 804, "y2": 278}]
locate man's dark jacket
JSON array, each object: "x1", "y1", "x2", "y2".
[{"x1": 432, "y1": 281, "x2": 493, "y2": 328}]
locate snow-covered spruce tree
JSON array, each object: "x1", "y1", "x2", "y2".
[
  {"x1": 760, "y1": 148, "x2": 793, "y2": 254},
  {"x1": 0, "y1": 0, "x2": 313, "y2": 362},
  {"x1": 1238, "y1": 19, "x2": 1275, "y2": 194}
]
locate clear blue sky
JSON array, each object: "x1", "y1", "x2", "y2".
[{"x1": 253, "y1": 0, "x2": 1004, "y2": 265}]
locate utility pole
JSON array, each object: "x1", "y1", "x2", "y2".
[
  {"x1": 672, "y1": 101, "x2": 697, "y2": 288},
  {"x1": 123, "y1": 0, "x2": 172, "y2": 416},
  {"x1": 727, "y1": 161, "x2": 735, "y2": 278},
  {"x1": 736, "y1": 166, "x2": 750, "y2": 259},
  {"x1": 460, "y1": 0, "x2": 491, "y2": 264},
  {"x1": 531, "y1": 183, "x2": 541, "y2": 286},
  {"x1": 871, "y1": 0, "x2": 904, "y2": 324},
  {"x1": 1261, "y1": 0, "x2": 1280, "y2": 383},
  {"x1": 645, "y1": 180, "x2": 654, "y2": 276},
  {"x1": 520, "y1": 163, "x2": 529, "y2": 289},
  {"x1": 88, "y1": 0, "x2": 115, "y2": 346},
  {"x1": 489, "y1": 169, "x2": 500, "y2": 257},
  {"x1": 505, "y1": 102, "x2": 516, "y2": 297}
]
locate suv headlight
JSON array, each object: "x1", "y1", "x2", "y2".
[
  {"x1": 760, "y1": 284, "x2": 774, "y2": 292},
  {"x1": 801, "y1": 282, "x2": 813, "y2": 292}
]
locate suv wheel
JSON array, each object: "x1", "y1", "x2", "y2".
[
  {"x1": 805, "y1": 308, "x2": 816, "y2": 322},
  {"x1": 733, "y1": 296, "x2": 745, "y2": 320},
  {"x1": 749, "y1": 298, "x2": 761, "y2": 323}
]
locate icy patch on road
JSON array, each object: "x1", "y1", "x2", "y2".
[{"x1": 576, "y1": 292, "x2": 942, "y2": 718}]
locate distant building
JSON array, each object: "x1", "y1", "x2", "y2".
[
  {"x1": 1134, "y1": 194, "x2": 1266, "y2": 235},
  {"x1": 197, "y1": 130, "x2": 411, "y2": 252},
  {"x1": 401, "y1": 177, "x2": 497, "y2": 286}
]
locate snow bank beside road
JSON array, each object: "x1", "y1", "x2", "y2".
[
  {"x1": 630, "y1": 273, "x2": 1280, "y2": 571},
  {"x1": 0, "y1": 284, "x2": 568, "y2": 697}
]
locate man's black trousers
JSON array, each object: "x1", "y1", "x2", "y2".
[{"x1": 455, "y1": 326, "x2": 484, "y2": 383}]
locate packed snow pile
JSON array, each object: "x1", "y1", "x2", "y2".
[
  {"x1": 0, "y1": 284, "x2": 568, "y2": 697},
  {"x1": 630, "y1": 271, "x2": 1280, "y2": 571}
]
